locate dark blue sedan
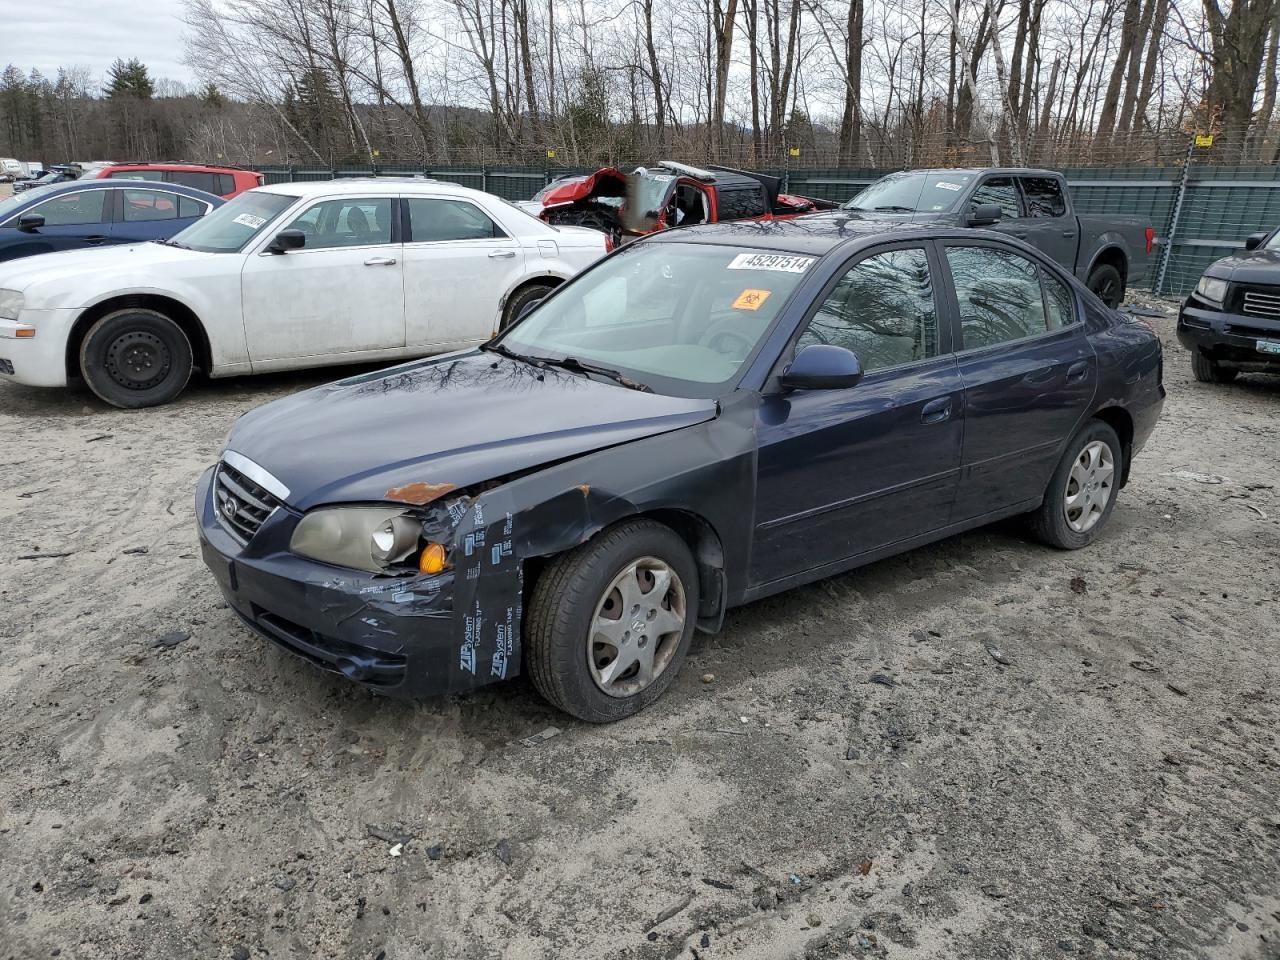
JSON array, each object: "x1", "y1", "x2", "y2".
[
  {"x1": 0, "y1": 179, "x2": 223, "y2": 262},
  {"x1": 197, "y1": 217, "x2": 1164, "y2": 722}
]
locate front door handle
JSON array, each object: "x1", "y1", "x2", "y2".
[
  {"x1": 488, "y1": 249, "x2": 517, "y2": 259},
  {"x1": 364, "y1": 256, "x2": 397, "y2": 266},
  {"x1": 1062, "y1": 231, "x2": 1077, "y2": 239},
  {"x1": 1066, "y1": 360, "x2": 1091, "y2": 380},
  {"x1": 921, "y1": 397, "x2": 953, "y2": 424},
  {"x1": 85, "y1": 235, "x2": 108, "y2": 245}
]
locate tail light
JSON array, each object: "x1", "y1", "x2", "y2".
[
  {"x1": 604, "y1": 233, "x2": 615, "y2": 253},
  {"x1": 1145, "y1": 227, "x2": 1155, "y2": 254}
]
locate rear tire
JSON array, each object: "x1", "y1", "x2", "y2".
[
  {"x1": 525, "y1": 519, "x2": 699, "y2": 723},
  {"x1": 79, "y1": 308, "x2": 193, "y2": 408},
  {"x1": 1086, "y1": 263, "x2": 1124, "y2": 308},
  {"x1": 1029, "y1": 420, "x2": 1123, "y2": 550},
  {"x1": 500, "y1": 281, "x2": 556, "y2": 331},
  {"x1": 1190, "y1": 349, "x2": 1237, "y2": 384}
]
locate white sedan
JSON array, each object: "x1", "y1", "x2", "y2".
[{"x1": 0, "y1": 179, "x2": 608, "y2": 407}]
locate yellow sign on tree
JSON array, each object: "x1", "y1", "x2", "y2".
[
  {"x1": 788, "y1": 147, "x2": 801, "y2": 157},
  {"x1": 546, "y1": 149, "x2": 556, "y2": 159},
  {"x1": 1194, "y1": 134, "x2": 1214, "y2": 148}
]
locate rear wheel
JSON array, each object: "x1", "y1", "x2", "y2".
[
  {"x1": 1029, "y1": 421, "x2": 1122, "y2": 549},
  {"x1": 1086, "y1": 263, "x2": 1124, "y2": 308},
  {"x1": 1190, "y1": 349, "x2": 1238, "y2": 384},
  {"x1": 500, "y1": 281, "x2": 556, "y2": 331},
  {"x1": 79, "y1": 308, "x2": 193, "y2": 408},
  {"x1": 525, "y1": 519, "x2": 698, "y2": 723}
]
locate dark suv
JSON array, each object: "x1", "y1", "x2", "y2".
[{"x1": 1177, "y1": 228, "x2": 1280, "y2": 382}]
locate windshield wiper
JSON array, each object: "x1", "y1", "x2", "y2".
[
  {"x1": 481, "y1": 340, "x2": 547, "y2": 368},
  {"x1": 873, "y1": 205, "x2": 916, "y2": 213},
  {"x1": 541, "y1": 355, "x2": 652, "y2": 392},
  {"x1": 153, "y1": 238, "x2": 190, "y2": 249}
]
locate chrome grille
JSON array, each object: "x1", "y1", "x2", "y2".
[
  {"x1": 214, "y1": 461, "x2": 279, "y2": 543},
  {"x1": 1242, "y1": 289, "x2": 1280, "y2": 318}
]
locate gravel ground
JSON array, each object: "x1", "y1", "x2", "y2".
[{"x1": 1, "y1": 294, "x2": 1278, "y2": 960}]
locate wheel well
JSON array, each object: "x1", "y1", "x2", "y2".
[
  {"x1": 1089, "y1": 247, "x2": 1128, "y2": 285},
  {"x1": 66, "y1": 294, "x2": 211, "y2": 381},
  {"x1": 1092, "y1": 406, "x2": 1134, "y2": 485},
  {"x1": 504, "y1": 275, "x2": 564, "y2": 308}
]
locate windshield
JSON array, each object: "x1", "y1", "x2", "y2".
[
  {"x1": 843, "y1": 172, "x2": 974, "y2": 213},
  {"x1": 169, "y1": 191, "x2": 297, "y2": 252},
  {"x1": 499, "y1": 242, "x2": 816, "y2": 396}
]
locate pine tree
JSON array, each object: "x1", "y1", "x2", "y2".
[{"x1": 104, "y1": 58, "x2": 154, "y2": 100}]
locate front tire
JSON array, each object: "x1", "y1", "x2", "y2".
[
  {"x1": 79, "y1": 309, "x2": 193, "y2": 409},
  {"x1": 526, "y1": 519, "x2": 699, "y2": 723},
  {"x1": 1086, "y1": 263, "x2": 1124, "y2": 308},
  {"x1": 1190, "y1": 349, "x2": 1237, "y2": 384},
  {"x1": 1029, "y1": 420, "x2": 1123, "y2": 550}
]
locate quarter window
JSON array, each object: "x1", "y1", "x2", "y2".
[
  {"x1": 1021, "y1": 177, "x2": 1067, "y2": 217},
  {"x1": 28, "y1": 190, "x2": 108, "y2": 226},
  {"x1": 946, "y1": 246, "x2": 1052, "y2": 348},
  {"x1": 122, "y1": 189, "x2": 179, "y2": 222},
  {"x1": 797, "y1": 247, "x2": 940, "y2": 371},
  {"x1": 406, "y1": 198, "x2": 505, "y2": 242},
  {"x1": 285, "y1": 197, "x2": 393, "y2": 249},
  {"x1": 971, "y1": 177, "x2": 1020, "y2": 219},
  {"x1": 178, "y1": 196, "x2": 207, "y2": 218}
]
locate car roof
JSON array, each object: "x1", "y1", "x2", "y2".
[
  {"x1": 254, "y1": 178, "x2": 488, "y2": 200},
  {"x1": 12, "y1": 179, "x2": 225, "y2": 202},
  {"x1": 882, "y1": 167, "x2": 1061, "y2": 178},
  {"x1": 102, "y1": 162, "x2": 252, "y2": 173},
  {"x1": 646, "y1": 214, "x2": 957, "y2": 255}
]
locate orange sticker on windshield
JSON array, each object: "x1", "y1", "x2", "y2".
[{"x1": 733, "y1": 289, "x2": 772, "y2": 311}]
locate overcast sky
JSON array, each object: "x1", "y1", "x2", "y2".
[{"x1": 9, "y1": 0, "x2": 194, "y2": 88}]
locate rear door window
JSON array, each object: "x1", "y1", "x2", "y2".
[
  {"x1": 122, "y1": 189, "x2": 180, "y2": 222},
  {"x1": 946, "y1": 245, "x2": 1052, "y2": 348},
  {"x1": 406, "y1": 198, "x2": 506, "y2": 242},
  {"x1": 1020, "y1": 177, "x2": 1067, "y2": 217}
]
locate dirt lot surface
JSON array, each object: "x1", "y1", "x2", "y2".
[{"x1": 2, "y1": 296, "x2": 1278, "y2": 960}]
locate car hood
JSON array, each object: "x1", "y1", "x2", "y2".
[
  {"x1": 0, "y1": 242, "x2": 207, "y2": 293},
  {"x1": 226, "y1": 351, "x2": 718, "y2": 511},
  {"x1": 1204, "y1": 247, "x2": 1280, "y2": 285}
]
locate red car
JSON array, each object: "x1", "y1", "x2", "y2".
[
  {"x1": 88, "y1": 163, "x2": 263, "y2": 199},
  {"x1": 525, "y1": 162, "x2": 838, "y2": 245}
]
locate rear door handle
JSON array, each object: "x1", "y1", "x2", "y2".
[
  {"x1": 1062, "y1": 231, "x2": 1077, "y2": 239},
  {"x1": 364, "y1": 256, "x2": 397, "y2": 266},
  {"x1": 921, "y1": 397, "x2": 953, "y2": 424},
  {"x1": 1066, "y1": 360, "x2": 1091, "y2": 380},
  {"x1": 488, "y1": 250, "x2": 517, "y2": 259},
  {"x1": 85, "y1": 235, "x2": 108, "y2": 245}
]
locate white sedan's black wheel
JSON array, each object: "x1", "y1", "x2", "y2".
[
  {"x1": 526, "y1": 519, "x2": 698, "y2": 723},
  {"x1": 79, "y1": 308, "x2": 193, "y2": 408}
]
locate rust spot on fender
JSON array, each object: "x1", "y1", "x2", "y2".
[
  {"x1": 577, "y1": 484, "x2": 590, "y2": 496},
  {"x1": 385, "y1": 481, "x2": 458, "y2": 505}
]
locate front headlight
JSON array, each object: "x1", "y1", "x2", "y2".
[
  {"x1": 0, "y1": 289, "x2": 24, "y2": 320},
  {"x1": 291, "y1": 506, "x2": 423, "y2": 573},
  {"x1": 1196, "y1": 276, "x2": 1228, "y2": 304}
]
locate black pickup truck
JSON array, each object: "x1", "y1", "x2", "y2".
[{"x1": 841, "y1": 168, "x2": 1155, "y2": 307}]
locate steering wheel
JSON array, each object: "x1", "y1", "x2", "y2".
[{"x1": 697, "y1": 320, "x2": 756, "y2": 358}]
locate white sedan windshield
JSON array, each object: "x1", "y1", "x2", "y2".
[
  {"x1": 500, "y1": 242, "x2": 815, "y2": 392},
  {"x1": 170, "y1": 191, "x2": 297, "y2": 252}
]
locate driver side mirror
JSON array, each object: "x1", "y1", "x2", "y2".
[
  {"x1": 1244, "y1": 231, "x2": 1268, "y2": 251},
  {"x1": 17, "y1": 214, "x2": 44, "y2": 232},
  {"x1": 780, "y1": 344, "x2": 864, "y2": 391},
  {"x1": 267, "y1": 229, "x2": 306, "y2": 254},
  {"x1": 968, "y1": 203, "x2": 1002, "y2": 227}
]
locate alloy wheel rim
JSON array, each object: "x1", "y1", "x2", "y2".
[
  {"x1": 105, "y1": 330, "x2": 171, "y2": 390},
  {"x1": 588, "y1": 556, "x2": 685, "y2": 698},
  {"x1": 1064, "y1": 440, "x2": 1115, "y2": 533}
]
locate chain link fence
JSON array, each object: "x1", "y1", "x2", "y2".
[{"x1": 258, "y1": 142, "x2": 1280, "y2": 296}]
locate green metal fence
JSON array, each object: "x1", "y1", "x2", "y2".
[{"x1": 258, "y1": 162, "x2": 1280, "y2": 296}]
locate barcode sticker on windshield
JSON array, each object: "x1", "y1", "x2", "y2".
[
  {"x1": 233, "y1": 213, "x2": 267, "y2": 228},
  {"x1": 935, "y1": 181, "x2": 964, "y2": 191},
  {"x1": 727, "y1": 253, "x2": 814, "y2": 274}
]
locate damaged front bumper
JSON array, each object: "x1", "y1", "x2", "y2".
[{"x1": 196, "y1": 465, "x2": 481, "y2": 700}]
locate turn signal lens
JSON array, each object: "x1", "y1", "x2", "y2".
[
  {"x1": 15, "y1": 326, "x2": 35, "y2": 338},
  {"x1": 419, "y1": 542, "x2": 448, "y2": 574}
]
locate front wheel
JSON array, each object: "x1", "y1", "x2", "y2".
[
  {"x1": 79, "y1": 308, "x2": 193, "y2": 408},
  {"x1": 1190, "y1": 349, "x2": 1238, "y2": 384},
  {"x1": 1086, "y1": 263, "x2": 1124, "y2": 309},
  {"x1": 1029, "y1": 421, "x2": 1123, "y2": 549},
  {"x1": 525, "y1": 519, "x2": 699, "y2": 723}
]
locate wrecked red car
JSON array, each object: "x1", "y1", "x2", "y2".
[{"x1": 523, "y1": 162, "x2": 838, "y2": 244}]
